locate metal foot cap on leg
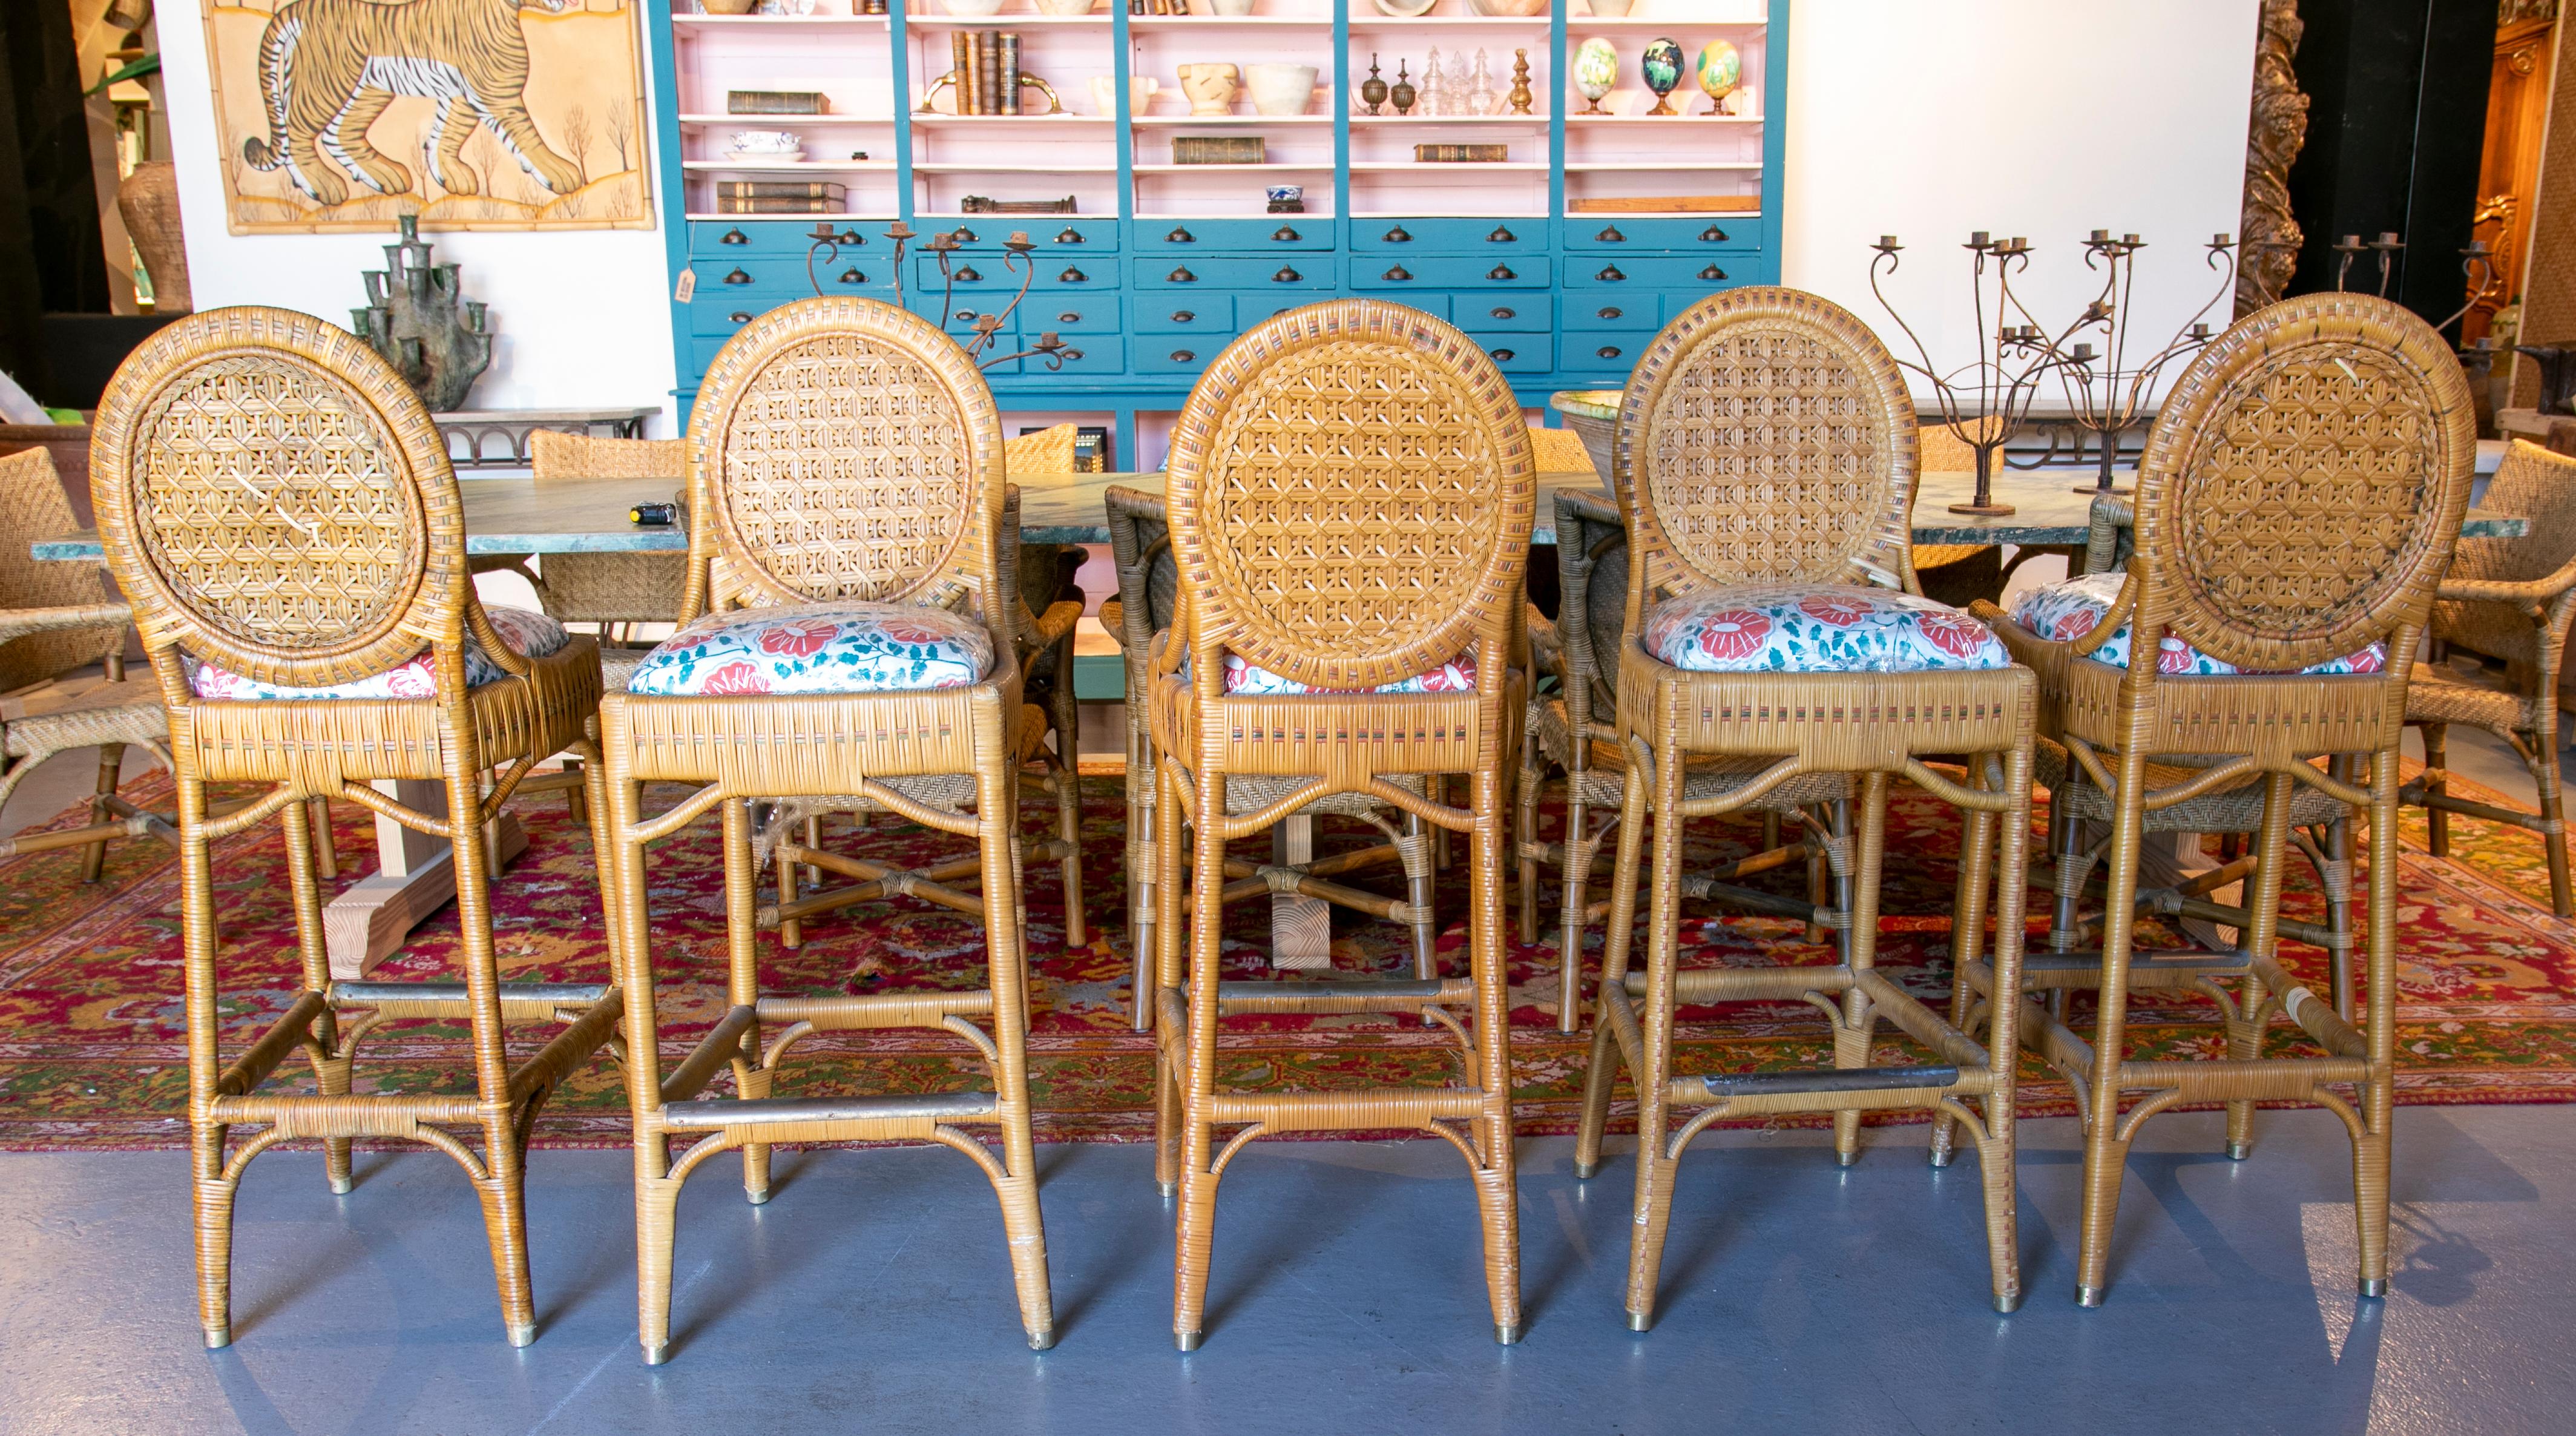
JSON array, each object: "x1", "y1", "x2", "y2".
[
  {"x1": 1175, "y1": 1330, "x2": 1203, "y2": 1352},
  {"x1": 1572, "y1": 1160, "x2": 1599, "y2": 1181},
  {"x1": 2075, "y1": 1284, "x2": 2106, "y2": 1308},
  {"x1": 1494, "y1": 1323, "x2": 1522, "y2": 1345},
  {"x1": 1993, "y1": 1290, "x2": 2022, "y2": 1314},
  {"x1": 2359, "y1": 1277, "x2": 2389, "y2": 1298},
  {"x1": 329, "y1": 1175, "x2": 353, "y2": 1196},
  {"x1": 507, "y1": 1321, "x2": 536, "y2": 1348},
  {"x1": 1927, "y1": 1149, "x2": 1954, "y2": 1170},
  {"x1": 1624, "y1": 1311, "x2": 1653, "y2": 1333},
  {"x1": 203, "y1": 1326, "x2": 232, "y2": 1350},
  {"x1": 1156, "y1": 1181, "x2": 1177, "y2": 1199},
  {"x1": 746, "y1": 1188, "x2": 772, "y2": 1206},
  {"x1": 642, "y1": 1342, "x2": 670, "y2": 1366},
  {"x1": 2224, "y1": 1141, "x2": 2251, "y2": 1161},
  {"x1": 1834, "y1": 1150, "x2": 1860, "y2": 1168},
  {"x1": 1027, "y1": 1327, "x2": 1057, "y2": 1351}
]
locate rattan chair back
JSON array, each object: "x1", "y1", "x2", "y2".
[
  {"x1": 0, "y1": 446, "x2": 122, "y2": 693},
  {"x1": 1612, "y1": 286, "x2": 1919, "y2": 621},
  {"x1": 1164, "y1": 299, "x2": 1536, "y2": 692},
  {"x1": 529, "y1": 429, "x2": 684, "y2": 483},
  {"x1": 89, "y1": 306, "x2": 482, "y2": 696},
  {"x1": 2431, "y1": 438, "x2": 2576, "y2": 660},
  {"x1": 682, "y1": 297, "x2": 1004, "y2": 624},
  {"x1": 2127, "y1": 292, "x2": 2476, "y2": 676}
]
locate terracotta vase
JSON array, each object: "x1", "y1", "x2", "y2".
[{"x1": 116, "y1": 162, "x2": 191, "y2": 314}]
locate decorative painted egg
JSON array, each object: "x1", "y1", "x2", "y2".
[
  {"x1": 1574, "y1": 37, "x2": 1618, "y2": 113},
  {"x1": 1640, "y1": 37, "x2": 1684, "y2": 113},
  {"x1": 1695, "y1": 40, "x2": 1741, "y2": 111}
]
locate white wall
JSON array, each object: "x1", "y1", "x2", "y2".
[
  {"x1": 154, "y1": 1, "x2": 680, "y2": 433},
  {"x1": 1783, "y1": 0, "x2": 2259, "y2": 395}
]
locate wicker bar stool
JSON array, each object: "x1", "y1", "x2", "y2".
[
  {"x1": 1570, "y1": 286, "x2": 2039, "y2": 1324},
  {"x1": 1970, "y1": 292, "x2": 2477, "y2": 1305},
  {"x1": 1105, "y1": 484, "x2": 1444, "y2": 1032},
  {"x1": 1514, "y1": 485, "x2": 1848, "y2": 1034},
  {"x1": 514, "y1": 431, "x2": 689, "y2": 653},
  {"x1": 89, "y1": 307, "x2": 619, "y2": 1348},
  {"x1": 0, "y1": 445, "x2": 174, "y2": 873},
  {"x1": 2401, "y1": 438, "x2": 2576, "y2": 916},
  {"x1": 595, "y1": 297, "x2": 1053, "y2": 1363},
  {"x1": 1149, "y1": 299, "x2": 1533, "y2": 1348}
]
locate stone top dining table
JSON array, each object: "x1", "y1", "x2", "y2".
[{"x1": 30, "y1": 466, "x2": 2529, "y2": 564}]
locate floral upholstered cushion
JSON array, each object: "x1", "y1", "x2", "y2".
[
  {"x1": 1218, "y1": 651, "x2": 1479, "y2": 696},
  {"x1": 625, "y1": 601, "x2": 993, "y2": 697},
  {"x1": 1641, "y1": 585, "x2": 2009, "y2": 673},
  {"x1": 2007, "y1": 572, "x2": 2385, "y2": 677},
  {"x1": 188, "y1": 607, "x2": 572, "y2": 700}
]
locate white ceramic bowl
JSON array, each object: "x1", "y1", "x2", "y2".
[
  {"x1": 940, "y1": 0, "x2": 1007, "y2": 15},
  {"x1": 1244, "y1": 63, "x2": 1318, "y2": 117},
  {"x1": 1373, "y1": 0, "x2": 1437, "y2": 16}
]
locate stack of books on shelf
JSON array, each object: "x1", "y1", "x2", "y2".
[
  {"x1": 717, "y1": 180, "x2": 847, "y2": 214},
  {"x1": 948, "y1": 31, "x2": 1032, "y2": 115}
]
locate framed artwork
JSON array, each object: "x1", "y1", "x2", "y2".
[{"x1": 198, "y1": 0, "x2": 652, "y2": 233}]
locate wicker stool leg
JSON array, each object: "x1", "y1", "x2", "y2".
[
  {"x1": 1152, "y1": 759, "x2": 1188, "y2": 1198},
  {"x1": 178, "y1": 776, "x2": 238, "y2": 1349},
  {"x1": 2224, "y1": 772, "x2": 2298, "y2": 1162},
  {"x1": 775, "y1": 813, "x2": 804, "y2": 950},
  {"x1": 721, "y1": 801, "x2": 775, "y2": 1205},
  {"x1": 1574, "y1": 761, "x2": 1653, "y2": 1181},
  {"x1": 1047, "y1": 654, "x2": 1088, "y2": 948},
  {"x1": 1172, "y1": 766, "x2": 1230, "y2": 1351},
  {"x1": 1515, "y1": 733, "x2": 1542, "y2": 947},
  {"x1": 1403, "y1": 812, "x2": 1437, "y2": 981},
  {"x1": 77, "y1": 742, "x2": 123, "y2": 883},
  {"x1": 978, "y1": 755, "x2": 1058, "y2": 1349},
  {"x1": 1554, "y1": 776, "x2": 1598, "y2": 1036},
  {"x1": 2534, "y1": 731, "x2": 2574, "y2": 918},
  {"x1": 600, "y1": 768, "x2": 683, "y2": 1366},
  {"x1": 279, "y1": 797, "x2": 356, "y2": 1196},
  {"x1": 1931, "y1": 764, "x2": 1999, "y2": 1171},
  {"x1": 2354, "y1": 748, "x2": 2403, "y2": 1297},
  {"x1": 1975, "y1": 742, "x2": 2034, "y2": 1314},
  {"x1": 1468, "y1": 764, "x2": 1522, "y2": 1343},
  {"x1": 2421, "y1": 723, "x2": 2450, "y2": 858},
  {"x1": 308, "y1": 797, "x2": 337, "y2": 881},
  {"x1": 1830, "y1": 789, "x2": 1879, "y2": 1168},
  {"x1": 2075, "y1": 740, "x2": 2154, "y2": 1306},
  {"x1": 2316, "y1": 811, "x2": 2356, "y2": 1020},
  {"x1": 2050, "y1": 777, "x2": 2091, "y2": 952},
  {"x1": 1621, "y1": 735, "x2": 1688, "y2": 1331}
]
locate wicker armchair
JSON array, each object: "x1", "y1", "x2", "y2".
[
  {"x1": 1969, "y1": 292, "x2": 2477, "y2": 1306},
  {"x1": 517, "y1": 431, "x2": 689, "y2": 651},
  {"x1": 2402, "y1": 437, "x2": 2576, "y2": 916},
  {"x1": 1149, "y1": 300, "x2": 1533, "y2": 1348},
  {"x1": 1103, "y1": 485, "x2": 1439, "y2": 1033},
  {"x1": 0, "y1": 446, "x2": 169, "y2": 874},
  {"x1": 1569, "y1": 287, "x2": 2039, "y2": 1325},
  {"x1": 594, "y1": 297, "x2": 1054, "y2": 1363},
  {"x1": 89, "y1": 308, "x2": 619, "y2": 1349}
]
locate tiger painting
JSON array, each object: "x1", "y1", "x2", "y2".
[{"x1": 240, "y1": 0, "x2": 589, "y2": 208}]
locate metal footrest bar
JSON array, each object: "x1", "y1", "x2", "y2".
[
  {"x1": 1690, "y1": 1062, "x2": 1961, "y2": 1101},
  {"x1": 1214, "y1": 978, "x2": 1468, "y2": 1013}
]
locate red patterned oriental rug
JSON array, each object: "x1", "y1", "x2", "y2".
[{"x1": 2, "y1": 768, "x2": 2571, "y2": 1150}]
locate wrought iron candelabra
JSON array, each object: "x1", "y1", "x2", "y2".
[
  {"x1": 804, "y1": 221, "x2": 1081, "y2": 373},
  {"x1": 1869, "y1": 232, "x2": 2089, "y2": 517},
  {"x1": 2053, "y1": 230, "x2": 2238, "y2": 498}
]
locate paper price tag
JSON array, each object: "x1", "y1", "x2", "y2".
[{"x1": 674, "y1": 267, "x2": 697, "y2": 305}]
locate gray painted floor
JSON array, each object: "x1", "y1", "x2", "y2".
[{"x1": 1, "y1": 1108, "x2": 2571, "y2": 1435}]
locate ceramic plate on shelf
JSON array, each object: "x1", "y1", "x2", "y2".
[{"x1": 1373, "y1": 0, "x2": 1439, "y2": 16}]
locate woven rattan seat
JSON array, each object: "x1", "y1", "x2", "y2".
[
  {"x1": 1148, "y1": 300, "x2": 1533, "y2": 1349},
  {"x1": 594, "y1": 297, "x2": 1054, "y2": 1363},
  {"x1": 1571, "y1": 286, "x2": 2038, "y2": 1325},
  {"x1": 0, "y1": 446, "x2": 169, "y2": 873},
  {"x1": 2401, "y1": 439, "x2": 2576, "y2": 914},
  {"x1": 1970, "y1": 291, "x2": 2478, "y2": 1308},
  {"x1": 88, "y1": 307, "x2": 620, "y2": 1350}
]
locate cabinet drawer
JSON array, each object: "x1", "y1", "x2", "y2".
[
  {"x1": 1562, "y1": 295, "x2": 1656, "y2": 329},
  {"x1": 1350, "y1": 255, "x2": 1549, "y2": 291},
  {"x1": 1135, "y1": 339, "x2": 1221, "y2": 374},
  {"x1": 1132, "y1": 256, "x2": 1333, "y2": 290},
  {"x1": 1454, "y1": 295, "x2": 1548, "y2": 331},
  {"x1": 1460, "y1": 331, "x2": 1549, "y2": 374},
  {"x1": 916, "y1": 218, "x2": 1119, "y2": 252},
  {"x1": 913, "y1": 254, "x2": 1114, "y2": 293},
  {"x1": 1350, "y1": 217, "x2": 1548, "y2": 253},
  {"x1": 691, "y1": 219, "x2": 882, "y2": 256},
  {"x1": 688, "y1": 295, "x2": 794, "y2": 338},
  {"x1": 1559, "y1": 332, "x2": 1651, "y2": 374},
  {"x1": 1134, "y1": 219, "x2": 1333, "y2": 252},
  {"x1": 688, "y1": 254, "x2": 896, "y2": 296},
  {"x1": 1022, "y1": 294, "x2": 1121, "y2": 334},
  {"x1": 1563, "y1": 217, "x2": 1760, "y2": 253},
  {"x1": 1133, "y1": 296, "x2": 1235, "y2": 333},
  {"x1": 1565, "y1": 255, "x2": 1746, "y2": 289}
]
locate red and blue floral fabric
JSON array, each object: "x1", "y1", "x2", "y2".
[
  {"x1": 625, "y1": 601, "x2": 993, "y2": 697},
  {"x1": 1216, "y1": 651, "x2": 1479, "y2": 696},
  {"x1": 186, "y1": 606, "x2": 572, "y2": 700},
  {"x1": 1641, "y1": 584, "x2": 2008, "y2": 674},
  {"x1": 2006, "y1": 572, "x2": 2385, "y2": 676}
]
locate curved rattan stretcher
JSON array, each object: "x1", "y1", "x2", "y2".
[
  {"x1": 1967, "y1": 291, "x2": 2478, "y2": 1306},
  {"x1": 1149, "y1": 299, "x2": 1535, "y2": 1348},
  {"x1": 88, "y1": 307, "x2": 620, "y2": 1349},
  {"x1": 1103, "y1": 484, "x2": 1446, "y2": 1033},
  {"x1": 2400, "y1": 438, "x2": 2576, "y2": 917},
  {"x1": 593, "y1": 297, "x2": 1054, "y2": 1363},
  {"x1": 1569, "y1": 286, "x2": 2039, "y2": 1323}
]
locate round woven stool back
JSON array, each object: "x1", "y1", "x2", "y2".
[
  {"x1": 1165, "y1": 300, "x2": 1534, "y2": 691},
  {"x1": 687, "y1": 297, "x2": 1004, "y2": 616},
  {"x1": 88, "y1": 306, "x2": 462, "y2": 690},
  {"x1": 2133, "y1": 291, "x2": 2476, "y2": 673},
  {"x1": 1616, "y1": 286, "x2": 1918, "y2": 599}
]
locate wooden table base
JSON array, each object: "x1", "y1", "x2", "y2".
[{"x1": 324, "y1": 777, "x2": 527, "y2": 979}]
